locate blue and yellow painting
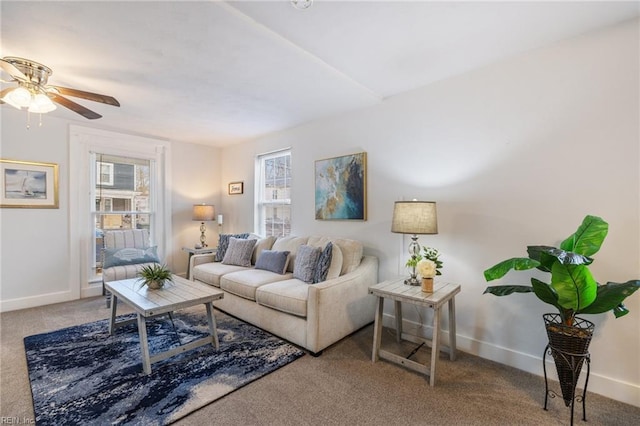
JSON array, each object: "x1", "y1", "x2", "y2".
[{"x1": 315, "y1": 152, "x2": 366, "y2": 220}]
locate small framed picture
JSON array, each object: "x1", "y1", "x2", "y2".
[
  {"x1": 1, "y1": 159, "x2": 59, "y2": 208},
  {"x1": 228, "y1": 181, "x2": 244, "y2": 195}
]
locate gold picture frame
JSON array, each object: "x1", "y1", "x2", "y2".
[
  {"x1": 228, "y1": 181, "x2": 244, "y2": 195},
  {"x1": 315, "y1": 152, "x2": 367, "y2": 220},
  {"x1": 0, "y1": 159, "x2": 59, "y2": 208}
]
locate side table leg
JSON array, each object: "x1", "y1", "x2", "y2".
[
  {"x1": 394, "y1": 300, "x2": 403, "y2": 343},
  {"x1": 448, "y1": 296, "x2": 457, "y2": 361},
  {"x1": 372, "y1": 296, "x2": 384, "y2": 362},
  {"x1": 205, "y1": 302, "x2": 219, "y2": 349},
  {"x1": 137, "y1": 314, "x2": 152, "y2": 375},
  {"x1": 108, "y1": 295, "x2": 118, "y2": 335},
  {"x1": 429, "y1": 306, "x2": 441, "y2": 387}
]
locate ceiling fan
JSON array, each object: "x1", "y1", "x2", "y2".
[{"x1": 0, "y1": 56, "x2": 120, "y2": 120}]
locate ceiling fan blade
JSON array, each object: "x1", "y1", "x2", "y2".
[
  {"x1": 49, "y1": 85, "x2": 120, "y2": 107},
  {"x1": 0, "y1": 58, "x2": 28, "y2": 82},
  {"x1": 49, "y1": 93, "x2": 102, "y2": 119},
  {"x1": 0, "y1": 87, "x2": 14, "y2": 104}
]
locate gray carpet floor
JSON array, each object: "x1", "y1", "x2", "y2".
[{"x1": 1, "y1": 296, "x2": 639, "y2": 425}]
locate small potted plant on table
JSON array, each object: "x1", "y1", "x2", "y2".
[{"x1": 138, "y1": 264, "x2": 173, "y2": 290}]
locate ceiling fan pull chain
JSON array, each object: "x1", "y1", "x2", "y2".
[{"x1": 26, "y1": 110, "x2": 30, "y2": 130}]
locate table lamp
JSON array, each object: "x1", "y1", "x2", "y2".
[
  {"x1": 192, "y1": 204, "x2": 215, "y2": 248},
  {"x1": 391, "y1": 200, "x2": 438, "y2": 285}
]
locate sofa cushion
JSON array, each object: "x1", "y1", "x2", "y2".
[
  {"x1": 307, "y1": 236, "x2": 343, "y2": 279},
  {"x1": 252, "y1": 236, "x2": 277, "y2": 265},
  {"x1": 333, "y1": 238, "x2": 363, "y2": 275},
  {"x1": 256, "y1": 279, "x2": 309, "y2": 317},
  {"x1": 222, "y1": 237, "x2": 257, "y2": 267},
  {"x1": 221, "y1": 269, "x2": 294, "y2": 301},
  {"x1": 255, "y1": 250, "x2": 290, "y2": 274},
  {"x1": 192, "y1": 262, "x2": 248, "y2": 287},
  {"x1": 313, "y1": 242, "x2": 332, "y2": 284},
  {"x1": 215, "y1": 233, "x2": 250, "y2": 261},
  {"x1": 103, "y1": 246, "x2": 159, "y2": 269},
  {"x1": 272, "y1": 236, "x2": 308, "y2": 272},
  {"x1": 293, "y1": 245, "x2": 321, "y2": 284}
]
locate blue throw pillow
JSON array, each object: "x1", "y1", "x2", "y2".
[
  {"x1": 103, "y1": 246, "x2": 159, "y2": 269},
  {"x1": 313, "y1": 242, "x2": 333, "y2": 284},
  {"x1": 255, "y1": 250, "x2": 290, "y2": 274},
  {"x1": 293, "y1": 245, "x2": 322, "y2": 284},
  {"x1": 215, "y1": 233, "x2": 249, "y2": 261}
]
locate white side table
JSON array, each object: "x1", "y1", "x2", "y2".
[
  {"x1": 182, "y1": 246, "x2": 216, "y2": 279},
  {"x1": 369, "y1": 277, "x2": 460, "y2": 386}
]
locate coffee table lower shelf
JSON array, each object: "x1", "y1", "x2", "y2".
[{"x1": 105, "y1": 275, "x2": 224, "y2": 375}]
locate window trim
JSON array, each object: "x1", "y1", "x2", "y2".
[{"x1": 70, "y1": 125, "x2": 172, "y2": 299}]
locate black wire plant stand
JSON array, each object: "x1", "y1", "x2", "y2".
[{"x1": 542, "y1": 313, "x2": 594, "y2": 426}]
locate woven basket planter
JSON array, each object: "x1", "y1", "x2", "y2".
[{"x1": 543, "y1": 313, "x2": 594, "y2": 407}]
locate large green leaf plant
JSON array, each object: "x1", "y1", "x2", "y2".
[{"x1": 484, "y1": 215, "x2": 640, "y2": 326}]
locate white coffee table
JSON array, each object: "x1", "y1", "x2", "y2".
[{"x1": 105, "y1": 274, "x2": 224, "y2": 374}]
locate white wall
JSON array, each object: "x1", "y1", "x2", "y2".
[
  {"x1": 0, "y1": 110, "x2": 222, "y2": 309},
  {"x1": 0, "y1": 111, "x2": 72, "y2": 308},
  {"x1": 219, "y1": 20, "x2": 640, "y2": 406},
  {"x1": 170, "y1": 141, "x2": 222, "y2": 276}
]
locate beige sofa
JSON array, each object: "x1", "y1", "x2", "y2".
[{"x1": 189, "y1": 235, "x2": 378, "y2": 354}]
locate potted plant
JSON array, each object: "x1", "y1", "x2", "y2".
[
  {"x1": 483, "y1": 215, "x2": 639, "y2": 406},
  {"x1": 137, "y1": 264, "x2": 173, "y2": 290}
]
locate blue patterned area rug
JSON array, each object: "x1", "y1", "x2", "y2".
[{"x1": 24, "y1": 311, "x2": 305, "y2": 425}]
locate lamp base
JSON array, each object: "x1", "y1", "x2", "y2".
[{"x1": 404, "y1": 276, "x2": 420, "y2": 286}]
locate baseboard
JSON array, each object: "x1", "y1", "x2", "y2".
[
  {"x1": 381, "y1": 313, "x2": 640, "y2": 408},
  {"x1": 0, "y1": 290, "x2": 75, "y2": 313},
  {"x1": 81, "y1": 283, "x2": 104, "y2": 299}
]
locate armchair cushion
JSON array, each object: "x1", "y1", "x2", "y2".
[{"x1": 103, "y1": 246, "x2": 159, "y2": 269}]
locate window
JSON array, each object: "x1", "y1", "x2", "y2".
[
  {"x1": 255, "y1": 149, "x2": 291, "y2": 237},
  {"x1": 93, "y1": 154, "x2": 152, "y2": 275},
  {"x1": 96, "y1": 161, "x2": 114, "y2": 185},
  {"x1": 70, "y1": 125, "x2": 171, "y2": 294}
]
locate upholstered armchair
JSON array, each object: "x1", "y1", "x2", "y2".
[{"x1": 102, "y1": 229, "x2": 160, "y2": 307}]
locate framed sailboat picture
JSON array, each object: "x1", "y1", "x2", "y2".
[{"x1": 0, "y1": 159, "x2": 59, "y2": 208}]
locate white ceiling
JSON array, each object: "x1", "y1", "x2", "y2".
[{"x1": 1, "y1": 1, "x2": 638, "y2": 147}]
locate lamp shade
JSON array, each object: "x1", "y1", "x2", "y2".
[
  {"x1": 391, "y1": 201, "x2": 438, "y2": 235},
  {"x1": 192, "y1": 204, "x2": 215, "y2": 221}
]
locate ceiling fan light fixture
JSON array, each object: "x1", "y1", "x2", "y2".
[
  {"x1": 291, "y1": 0, "x2": 313, "y2": 10},
  {"x1": 28, "y1": 93, "x2": 57, "y2": 113},
  {"x1": 2, "y1": 86, "x2": 32, "y2": 109}
]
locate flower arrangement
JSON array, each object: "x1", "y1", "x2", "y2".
[
  {"x1": 406, "y1": 247, "x2": 443, "y2": 276},
  {"x1": 417, "y1": 258, "x2": 436, "y2": 278}
]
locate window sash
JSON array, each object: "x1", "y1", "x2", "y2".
[
  {"x1": 255, "y1": 149, "x2": 291, "y2": 237},
  {"x1": 90, "y1": 152, "x2": 156, "y2": 280}
]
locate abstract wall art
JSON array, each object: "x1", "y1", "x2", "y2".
[{"x1": 315, "y1": 152, "x2": 366, "y2": 220}]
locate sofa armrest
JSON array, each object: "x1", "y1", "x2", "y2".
[
  {"x1": 189, "y1": 253, "x2": 217, "y2": 281},
  {"x1": 306, "y1": 255, "x2": 379, "y2": 353}
]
